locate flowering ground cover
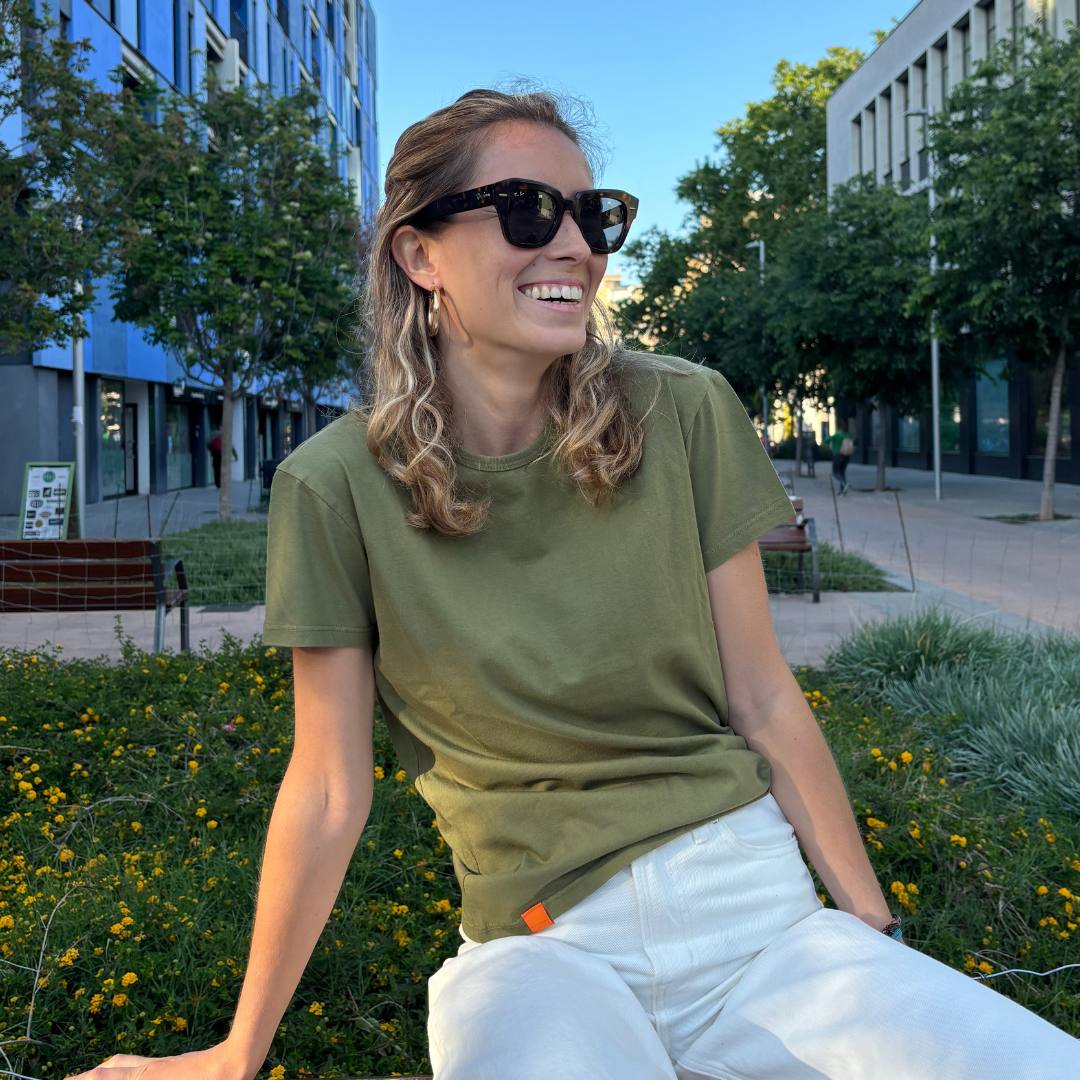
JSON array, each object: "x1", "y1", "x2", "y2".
[{"x1": 2, "y1": 612, "x2": 1076, "y2": 1078}]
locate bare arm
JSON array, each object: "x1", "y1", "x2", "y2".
[
  {"x1": 223, "y1": 643, "x2": 376, "y2": 1079},
  {"x1": 705, "y1": 542, "x2": 892, "y2": 929}
]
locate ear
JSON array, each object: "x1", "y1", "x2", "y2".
[{"x1": 390, "y1": 224, "x2": 440, "y2": 291}]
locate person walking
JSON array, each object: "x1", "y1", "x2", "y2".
[
  {"x1": 829, "y1": 421, "x2": 855, "y2": 495},
  {"x1": 207, "y1": 428, "x2": 238, "y2": 489},
  {"x1": 65, "y1": 89, "x2": 1080, "y2": 1080}
]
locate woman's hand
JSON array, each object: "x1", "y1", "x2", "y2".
[{"x1": 61, "y1": 1041, "x2": 252, "y2": 1080}]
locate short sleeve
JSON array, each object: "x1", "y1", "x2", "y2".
[
  {"x1": 262, "y1": 467, "x2": 376, "y2": 647},
  {"x1": 684, "y1": 368, "x2": 795, "y2": 573}
]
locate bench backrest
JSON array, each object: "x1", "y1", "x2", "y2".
[{"x1": 0, "y1": 538, "x2": 170, "y2": 612}]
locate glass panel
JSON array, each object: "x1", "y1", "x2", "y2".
[
  {"x1": 976, "y1": 358, "x2": 1010, "y2": 455},
  {"x1": 898, "y1": 414, "x2": 921, "y2": 452},
  {"x1": 1028, "y1": 366, "x2": 1071, "y2": 458},
  {"x1": 870, "y1": 405, "x2": 880, "y2": 450},
  {"x1": 941, "y1": 397, "x2": 961, "y2": 453},
  {"x1": 99, "y1": 380, "x2": 126, "y2": 498},
  {"x1": 166, "y1": 404, "x2": 193, "y2": 489}
]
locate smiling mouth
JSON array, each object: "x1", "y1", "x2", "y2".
[{"x1": 518, "y1": 290, "x2": 583, "y2": 311}]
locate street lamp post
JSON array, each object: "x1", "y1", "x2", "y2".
[
  {"x1": 905, "y1": 106, "x2": 943, "y2": 501},
  {"x1": 745, "y1": 239, "x2": 768, "y2": 449}
]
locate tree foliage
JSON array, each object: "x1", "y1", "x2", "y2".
[
  {"x1": 0, "y1": 0, "x2": 119, "y2": 354},
  {"x1": 100, "y1": 72, "x2": 364, "y2": 519}
]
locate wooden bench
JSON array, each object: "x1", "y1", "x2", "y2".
[
  {"x1": 0, "y1": 538, "x2": 190, "y2": 653},
  {"x1": 758, "y1": 498, "x2": 821, "y2": 603}
]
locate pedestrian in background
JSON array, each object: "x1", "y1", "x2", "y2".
[
  {"x1": 829, "y1": 421, "x2": 854, "y2": 495},
  {"x1": 207, "y1": 428, "x2": 238, "y2": 488}
]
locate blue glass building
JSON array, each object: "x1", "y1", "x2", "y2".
[{"x1": 0, "y1": 0, "x2": 378, "y2": 514}]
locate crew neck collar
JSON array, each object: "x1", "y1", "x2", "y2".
[{"x1": 452, "y1": 422, "x2": 556, "y2": 472}]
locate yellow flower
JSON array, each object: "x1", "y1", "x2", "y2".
[
  {"x1": 120, "y1": 972, "x2": 138, "y2": 987},
  {"x1": 866, "y1": 817, "x2": 888, "y2": 830},
  {"x1": 380, "y1": 1020, "x2": 398, "y2": 1034},
  {"x1": 435, "y1": 899, "x2": 451, "y2": 912},
  {"x1": 373, "y1": 766, "x2": 385, "y2": 780},
  {"x1": 869, "y1": 748, "x2": 882, "y2": 758},
  {"x1": 308, "y1": 1001, "x2": 324, "y2": 1016},
  {"x1": 394, "y1": 769, "x2": 407, "y2": 782},
  {"x1": 1045, "y1": 833, "x2": 1056, "y2": 844},
  {"x1": 899, "y1": 751, "x2": 913, "y2": 764},
  {"x1": 267, "y1": 1067, "x2": 286, "y2": 1080},
  {"x1": 949, "y1": 835, "x2": 967, "y2": 847},
  {"x1": 112, "y1": 993, "x2": 128, "y2": 1007},
  {"x1": 392, "y1": 849, "x2": 403, "y2": 859},
  {"x1": 1035, "y1": 885, "x2": 1049, "y2": 895}
]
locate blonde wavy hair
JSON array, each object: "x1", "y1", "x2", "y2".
[{"x1": 349, "y1": 87, "x2": 688, "y2": 537}]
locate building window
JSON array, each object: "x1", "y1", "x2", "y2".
[
  {"x1": 941, "y1": 398, "x2": 962, "y2": 454},
  {"x1": 1012, "y1": 0, "x2": 1025, "y2": 48},
  {"x1": 984, "y1": 0, "x2": 996, "y2": 57},
  {"x1": 976, "y1": 358, "x2": 1011, "y2": 455},
  {"x1": 230, "y1": 0, "x2": 249, "y2": 66},
  {"x1": 311, "y1": 23, "x2": 320, "y2": 86},
  {"x1": 326, "y1": 0, "x2": 335, "y2": 45},
  {"x1": 882, "y1": 90, "x2": 892, "y2": 183},
  {"x1": 852, "y1": 116, "x2": 863, "y2": 175},
  {"x1": 277, "y1": 0, "x2": 289, "y2": 30},
  {"x1": 938, "y1": 40, "x2": 949, "y2": 105},
  {"x1": 867, "y1": 104, "x2": 876, "y2": 176},
  {"x1": 60, "y1": 10, "x2": 71, "y2": 39},
  {"x1": 1028, "y1": 366, "x2": 1072, "y2": 458},
  {"x1": 100, "y1": 380, "x2": 126, "y2": 499},
  {"x1": 898, "y1": 414, "x2": 921, "y2": 452},
  {"x1": 188, "y1": 8, "x2": 194, "y2": 92},
  {"x1": 960, "y1": 22, "x2": 971, "y2": 79},
  {"x1": 165, "y1": 404, "x2": 193, "y2": 489}
]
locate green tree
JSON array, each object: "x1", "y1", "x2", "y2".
[
  {"x1": 917, "y1": 24, "x2": 1080, "y2": 519},
  {"x1": 100, "y1": 72, "x2": 362, "y2": 520},
  {"x1": 771, "y1": 177, "x2": 942, "y2": 490},
  {"x1": 617, "y1": 46, "x2": 865, "y2": 439},
  {"x1": 0, "y1": 0, "x2": 117, "y2": 355}
]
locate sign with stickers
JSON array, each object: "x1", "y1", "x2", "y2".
[{"x1": 18, "y1": 462, "x2": 76, "y2": 540}]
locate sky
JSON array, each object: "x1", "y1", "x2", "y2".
[{"x1": 373, "y1": 0, "x2": 909, "y2": 284}]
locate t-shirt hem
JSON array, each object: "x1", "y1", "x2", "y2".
[
  {"x1": 261, "y1": 624, "x2": 375, "y2": 647},
  {"x1": 458, "y1": 783, "x2": 772, "y2": 944},
  {"x1": 700, "y1": 494, "x2": 796, "y2": 574}
]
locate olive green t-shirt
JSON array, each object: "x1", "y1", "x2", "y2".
[{"x1": 262, "y1": 351, "x2": 795, "y2": 943}]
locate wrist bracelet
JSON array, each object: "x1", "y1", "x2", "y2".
[{"x1": 881, "y1": 914, "x2": 904, "y2": 941}]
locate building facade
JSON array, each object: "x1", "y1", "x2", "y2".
[
  {"x1": 825, "y1": 0, "x2": 1078, "y2": 483},
  {"x1": 0, "y1": 0, "x2": 378, "y2": 517}
]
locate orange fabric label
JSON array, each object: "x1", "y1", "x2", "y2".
[{"x1": 521, "y1": 901, "x2": 554, "y2": 933}]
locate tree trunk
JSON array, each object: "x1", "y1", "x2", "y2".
[
  {"x1": 875, "y1": 397, "x2": 887, "y2": 492},
  {"x1": 1039, "y1": 338, "x2": 1066, "y2": 522},
  {"x1": 219, "y1": 362, "x2": 234, "y2": 522},
  {"x1": 305, "y1": 393, "x2": 317, "y2": 443}
]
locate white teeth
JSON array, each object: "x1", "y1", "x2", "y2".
[{"x1": 521, "y1": 284, "x2": 583, "y2": 302}]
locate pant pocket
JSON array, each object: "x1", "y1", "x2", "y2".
[{"x1": 714, "y1": 793, "x2": 798, "y2": 856}]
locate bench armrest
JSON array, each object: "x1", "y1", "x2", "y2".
[{"x1": 163, "y1": 557, "x2": 188, "y2": 593}]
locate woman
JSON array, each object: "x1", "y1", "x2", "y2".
[{"x1": 65, "y1": 89, "x2": 1079, "y2": 1080}]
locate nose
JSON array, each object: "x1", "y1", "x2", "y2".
[{"x1": 546, "y1": 203, "x2": 595, "y2": 261}]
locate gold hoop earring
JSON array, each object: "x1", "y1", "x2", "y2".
[{"x1": 426, "y1": 287, "x2": 440, "y2": 338}]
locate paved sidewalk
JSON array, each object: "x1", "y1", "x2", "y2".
[{"x1": 2, "y1": 467, "x2": 1076, "y2": 669}]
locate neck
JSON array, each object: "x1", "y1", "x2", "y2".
[{"x1": 440, "y1": 339, "x2": 556, "y2": 457}]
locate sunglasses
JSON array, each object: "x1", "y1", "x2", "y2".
[{"x1": 409, "y1": 177, "x2": 639, "y2": 255}]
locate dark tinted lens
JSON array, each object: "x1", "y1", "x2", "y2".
[
  {"x1": 577, "y1": 193, "x2": 628, "y2": 253},
  {"x1": 506, "y1": 185, "x2": 560, "y2": 245}
]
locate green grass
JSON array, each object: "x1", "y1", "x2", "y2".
[
  {"x1": 980, "y1": 513, "x2": 1075, "y2": 524},
  {"x1": 762, "y1": 540, "x2": 903, "y2": 593}
]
